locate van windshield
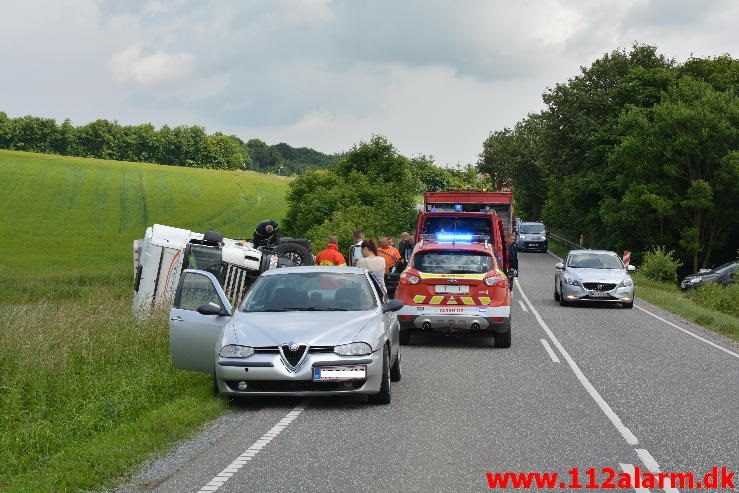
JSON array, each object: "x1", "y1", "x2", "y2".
[{"x1": 519, "y1": 224, "x2": 545, "y2": 234}]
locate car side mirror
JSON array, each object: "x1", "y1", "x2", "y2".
[
  {"x1": 197, "y1": 302, "x2": 227, "y2": 316},
  {"x1": 555, "y1": 262, "x2": 564, "y2": 270},
  {"x1": 382, "y1": 299, "x2": 404, "y2": 313},
  {"x1": 507, "y1": 268, "x2": 518, "y2": 278},
  {"x1": 627, "y1": 265, "x2": 636, "y2": 272}
]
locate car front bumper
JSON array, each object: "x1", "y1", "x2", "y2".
[
  {"x1": 396, "y1": 304, "x2": 511, "y2": 335},
  {"x1": 517, "y1": 239, "x2": 548, "y2": 251},
  {"x1": 560, "y1": 283, "x2": 634, "y2": 303},
  {"x1": 215, "y1": 349, "x2": 384, "y2": 397}
]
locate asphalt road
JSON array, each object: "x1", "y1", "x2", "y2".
[{"x1": 122, "y1": 252, "x2": 739, "y2": 493}]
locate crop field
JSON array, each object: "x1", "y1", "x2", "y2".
[
  {"x1": 0, "y1": 150, "x2": 290, "y2": 279},
  {"x1": 0, "y1": 150, "x2": 290, "y2": 491}
]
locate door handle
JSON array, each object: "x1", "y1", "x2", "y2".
[{"x1": 170, "y1": 316, "x2": 183, "y2": 322}]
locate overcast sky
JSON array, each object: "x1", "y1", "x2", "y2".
[{"x1": 1, "y1": 0, "x2": 738, "y2": 165}]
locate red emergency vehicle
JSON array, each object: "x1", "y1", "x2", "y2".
[{"x1": 394, "y1": 191, "x2": 514, "y2": 347}]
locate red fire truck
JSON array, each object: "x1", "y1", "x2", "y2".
[{"x1": 394, "y1": 191, "x2": 514, "y2": 347}]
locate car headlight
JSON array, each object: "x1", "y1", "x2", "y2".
[
  {"x1": 563, "y1": 276, "x2": 579, "y2": 286},
  {"x1": 334, "y1": 342, "x2": 372, "y2": 356},
  {"x1": 688, "y1": 277, "x2": 702, "y2": 284},
  {"x1": 619, "y1": 278, "x2": 633, "y2": 287},
  {"x1": 540, "y1": 235, "x2": 547, "y2": 240},
  {"x1": 219, "y1": 345, "x2": 254, "y2": 358},
  {"x1": 484, "y1": 275, "x2": 503, "y2": 286}
]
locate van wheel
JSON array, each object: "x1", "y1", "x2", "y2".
[{"x1": 273, "y1": 242, "x2": 314, "y2": 266}]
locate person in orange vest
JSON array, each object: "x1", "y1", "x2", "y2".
[
  {"x1": 315, "y1": 236, "x2": 347, "y2": 266},
  {"x1": 377, "y1": 236, "x2": 401, "y2": 273}
]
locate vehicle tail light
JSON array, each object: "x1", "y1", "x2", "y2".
[
  {"x1": 399, "y1": 315, "x2": 412, "y2": 321},
  {"x1": 492, "y1": 317, "x2": 504, "y2": 323},
  {"x1": 484, "y1": 275, "x2": 503, "y2": 286},
  {"x1": 400, "y1": 271, "x2": 420, "y2": 285}
]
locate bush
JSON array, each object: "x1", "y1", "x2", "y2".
[
  {"x1": 640, "y1": 246, "x2": 682, "y2": 284},
  {"x1": 687, "y1": 283, "x2": 739, "y2": 318}
]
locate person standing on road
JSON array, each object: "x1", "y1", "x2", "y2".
[
  {"x1": 357, "y1": 240, "x2": 386, "y2": 288},
  {"x1": 398, "y1": 232, "x2": 415, "y2": 264},
  {"x1": 507, "y1": 233, "x2": 518, "y2": 291},
  {"x1": 377, "y1": 236, "x2": 401, "y2": 273},
  {"x1": 351, "y1": 229, "x2": 364, "y2": 266},
  {"x1": 315, "y1": 236, "x2": 347, "y2": 266},
  {"x1": 253, "y1": 220, "x2": 279, "y2": 248}
]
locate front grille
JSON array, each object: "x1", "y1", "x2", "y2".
[
  {"x1": 582, "y1": 283, "x2": 617, "y2": 291},
  {"x1": 254, "y1": 346, "x2": 333, "y2": 354},
  {"x1": 280, "y1": 344, "x2": 308, "y2": 368},
  {"x1": 226, "y1": 380, "x2": 363, "y2": 392}
]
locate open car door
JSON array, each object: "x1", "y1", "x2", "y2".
[{"x1": 169, "y1": 269, "x2": 233, "y2": 373}]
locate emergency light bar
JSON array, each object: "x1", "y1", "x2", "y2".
[{"x1": 420, "y1": 233, "x2": 489, "y2": 243}]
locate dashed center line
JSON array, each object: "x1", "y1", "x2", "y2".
[
  {"x1": 518, "y1": 299, "x2": 529, "y2": 312},
  {"x1": 636, "y1": 449, "x2": 681, "y2": 493},
  {"x1": 198, "y1": 400, "x2": 310, "y2": 492},
  {"x1": 540, "y1": 338, "x2": 560, "y2": 363},
  {"x1": 620, "y1": 463, "x2": 653, "y2": 493}
]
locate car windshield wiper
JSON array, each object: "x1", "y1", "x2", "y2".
[{"x1": 276, "y1": 307, "x2": 355, "y2": 311}]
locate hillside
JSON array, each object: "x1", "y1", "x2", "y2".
[{"x1": 0, "y1": 150, "x2": 290, "y2": 278}]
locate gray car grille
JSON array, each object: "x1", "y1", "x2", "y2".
[
  {"x1": 582, "y1": 282, "x2": 617, "y2": 291},
  {"x1": 280, "y1": 344, "x2": 308, "y2": 368}
]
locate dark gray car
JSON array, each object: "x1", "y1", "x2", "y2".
[{"x1": 680, "y1": 261, "x2": 738, "y2": 290}]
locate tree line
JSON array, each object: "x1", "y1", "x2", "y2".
[
  {"x1": 284, "y1": 135, "x2": 490, "y2": 248},
  {"x1": 0, "y1": 112, "x2": 337, "y2": 174},
  {"x1": 478, "y1": 45, "x2": 739, "y2": 273}
]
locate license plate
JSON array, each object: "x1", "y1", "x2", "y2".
[
  {"x1": 589, "y1": 291, "x2": 610, "y2": 297},
  {"x1": 313, "y1": 366, "x2": 366, "y2": 381},
  {"x1": 434, "y1": 285, "x2": 469, "y2": 294}
]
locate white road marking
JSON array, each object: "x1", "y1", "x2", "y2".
[
  {"x1": 197, "y1": 400, "x2": 310, "y2": 493},
  {"x1": 517, "y1": 282, "x2": 639, "y2": 445},
  {"x1": 620, "y1": 463, "x2": 653, "y2": 493},
  {"x1": 635, "y1": 449, "x2": 681, "y2": 493},
  {"x1": 540, "y1": 338, "x2": 560, "y2": 363},
  {"x1": 634, "y1": 304, "x2": 739, "y2": 359},
  {"x1": 548, "y1": 250, "x2": 563, "y2": 261},
  {"x1": 518, "y1": 300, "x2": 528, "y2": 312}
]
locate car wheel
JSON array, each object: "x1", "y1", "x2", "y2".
[
  {"x1": 553, "y1": 283, "x2": 560, "y2": 301},
  {"x1": 558, "y1": 283, "x2": 568, "y2": 306},
  {"x1": 623, "y1": 301, "x2": 633, "y2": 309},
  {"x1": 399, "y1": 330, "x2": 411, "y2": 345},
  {"x1": 368, "y1": 345, "x2": 391, "y2": 405},
  {"x1": 390, "y1": 347, "x2": 401, "y2": 382},
  {"x1": 212, "y1": 367, "x2": 220, "y2": 397}
]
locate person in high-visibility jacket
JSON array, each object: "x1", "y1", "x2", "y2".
[
  {"x1": 315, "y1": 236, "x2": 347, "y2": 266},
  {"x1": 377, "y1": 236, "x2": 401, "y2": 273}
]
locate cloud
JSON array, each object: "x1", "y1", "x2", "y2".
[{"x1": 1, "y1": 0, "x2": 738, "y2": 165}]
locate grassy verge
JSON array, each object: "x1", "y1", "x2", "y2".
[
  {"x1": 632, "y1": 273, "x2": 739, "y2": 342},
  {"x1": 0, "y1": 283, "x2": 227, "y2": 492},
  {"x1": 547, "y1": 240, "x2": 570, "y2": 259}
]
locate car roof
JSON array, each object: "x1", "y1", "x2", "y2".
[
  {"x1": 521, "y1": 221, "x2": 544, "y2": 225},
  {"x1": 415, "y1": 241, "x2": 492, "y2": 254},
  {"x1": 568, "y1": 249, "x2": 618, "y2": 255},
  {"x1": 260, "y1": 266, "x2": 367, "y2": 276}
]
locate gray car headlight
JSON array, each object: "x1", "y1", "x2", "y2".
[
  {"x1": 219, "y1": 345, "x2": 255, "y2": 358},
  {"x1": 563, "y1": 276, "x2": 579, "y2": 286},
  {"x1": 540, "y1": 235, "x2": 547, "y2": 240},
  {"x1": 334, "y1": 342, "x2": 372, "y2": 356},
  {"x1": 688, "y1": 278, "x2": 702, "y2": 284},
  {"x1": 619, "y1": 278, "x2": 633, "y2": 287}
]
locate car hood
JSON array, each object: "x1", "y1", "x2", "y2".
[
  {"x1": 227, "y1": 310, "x2": 377, "y2": 347},
  {"x1": 683, "y1": 273, "x2": 716, "y2": 282},
  {"x1": 567, "y1": 268, "x2": 628, "y2": 283}
]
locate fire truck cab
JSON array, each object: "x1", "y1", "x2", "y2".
[{"x1": 394, "y1": 192, "x2": 514, "y2": 347}]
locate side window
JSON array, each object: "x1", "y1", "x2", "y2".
[
  {"x1": 368, "y1": 272, "x2": 387, "y2": 303},
  {"x1": 175, "y1": 272, "x2": 223, "y2": 311}
]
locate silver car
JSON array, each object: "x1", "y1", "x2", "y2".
[
  {"x1": 169, "y1": 266, "x2": 403, "y2": 404},
  {"x1": 554, "y1": 250, "x2": 636, "y2": 308}
]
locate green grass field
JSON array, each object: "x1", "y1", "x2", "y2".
[
  {"x1": 0, "y1": 150, "x2": 291, "y2": 491},
  {"x1": 0, "y1": 150, "x2": 290, "y2": 279}
]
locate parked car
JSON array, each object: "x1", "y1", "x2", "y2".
[
  {"x1": 168, "y1": 266, "x2": 403, "y2": 404},
  {"x1": 554, "y1": 250, "x2": 636, "y2": 308},
  {"x1": 680, "y1": 261, "x2": 738, "y2": 291},
  {"x1": 517, "y1": 222, "x2": 548, "y2": 252}
]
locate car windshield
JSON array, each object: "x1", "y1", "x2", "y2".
[
  {"x1": 519, "y1": 224, "x2": 545, "y2": 234},
  {"x1": 712, "y1": 261, "x2": 737, "y2": 274},
  {"x1": 421, "y1": 216, "x2": 493, "y2": 241},
  {"x1": 413, "y1": 250, "x2": 493, "y2": 274},
  {"x1": 241, "y1": 272, "x2": 377, "y2": 312},
  {"x1": 568, "y1": 253, "x2": 623, "y2": 269}
]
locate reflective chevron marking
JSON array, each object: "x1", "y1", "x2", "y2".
[
  {"x1": 429, "y1": 295, "x2": 444, "y2": 304},
  {"x1": 478, "y1": 296, "x2": 491, "y2": 305},
  {"x1": 413, "y1": 295, "x2": 426, "y2": 304},
  {"x1": 446, "y1": 297, "x2": 458, "y2": 304},
  {"x1": 460, "y1": 296, "x2": 475, "y2": 305}
]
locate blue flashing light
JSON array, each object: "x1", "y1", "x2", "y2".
[
  {"x1": 436, "y1": 232, "x2": 473, "y2": 242},
  {"x1": 454, "y1": 204, "x2": 463, "y2": 212}
]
